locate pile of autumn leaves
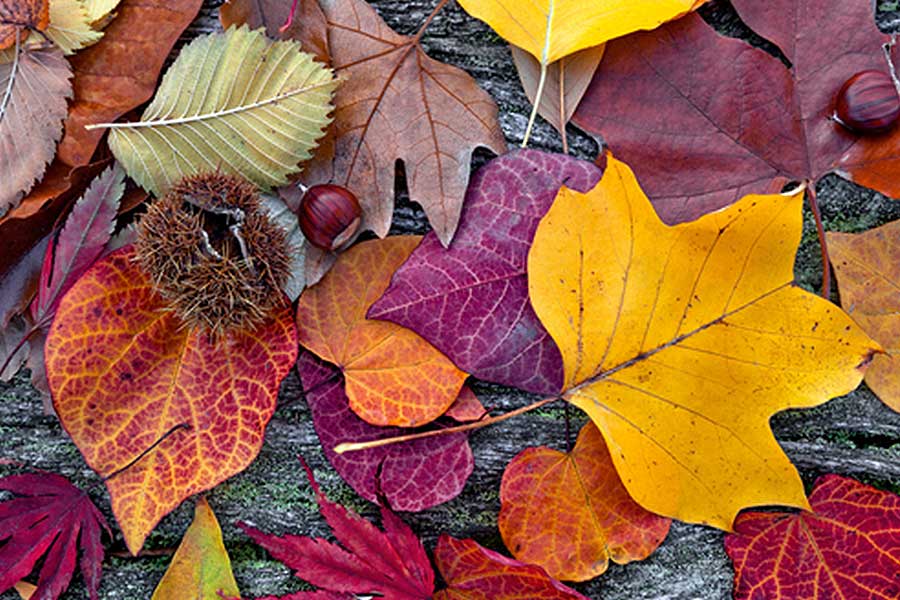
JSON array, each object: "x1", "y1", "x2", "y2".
[{"x1": 3, "y1": 0, "x2": 900, "y2": 598}]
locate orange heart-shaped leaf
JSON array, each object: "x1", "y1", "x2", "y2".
[
  {"x1": 296, "y1": 236, "x2": 467, "y2": 427},
  {"x1": 45, "y1": 247, "x2": 297, "y2": 554},
  {"x1": 499, "y1": 421, "x2": 670, "y2": 581}
]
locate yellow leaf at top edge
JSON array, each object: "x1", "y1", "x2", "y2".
[
  {"x1": 83, "y1": 0, "x2": 120, "y2": 25},
  {"x1": 527, "y1": 155, "x2": 879, "y2": 530},
  {"x1": 456, "y1": 0, "x2": 708, "y2": 65},
  {"x1": 151, "y1": 498, "x2": 240, "y2": 600},
  {"x1": 45, "y1": 0, "x2": 103, "y2": 55}
]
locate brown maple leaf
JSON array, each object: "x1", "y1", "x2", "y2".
[
  {"x1": 308, "y1": 0, "x2": 506, "y2": 246},
  {"x1": 0, "y1": 0, "x2": 48, "y2": 51}
]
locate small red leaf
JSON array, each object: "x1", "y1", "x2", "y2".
[
  {"x1": 0, "y1": 472, "x2": 109, "y2": 600},
  {"x1": 239, "y1": 458, "x2": 434, "y2": 600},
  {"x1": 725, "y1": 474, "x2": 900, "y2": 599},
  {"x1": 433, "y1": 535, "x2": 588, "y2": 600}
]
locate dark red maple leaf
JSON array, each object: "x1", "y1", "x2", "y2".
[
  {"x1": 0, "y1": 472, "x2": 110, "y2": 600},
  {"x1": 572, "y1": 2, "x2": 900, "y2": 224},
  {"x1": 239, "y1": 458, "x2": 435, "y2": 600},
  {"x1": 725, "y1": 474, "x2": 900, "y2": 599}
]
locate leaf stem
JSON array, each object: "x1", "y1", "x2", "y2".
[
  {"x1": 559, "y1": 57, "x2": 568, "y2": 154},
  {"x1": 0, "y1": 324, "x2": 38, "y2": 380},
  {"x1": 0, "y1": 30, "x2": 21, "y2": 124},
  {"x1": 85, "y1": 80, "x2": 336, "y2": 130},
  {"x1": 333, "y1": 395, "x2": 559, "y2": 454},
  {"x1": 522, "y1": 61, "x2": 547, "y2": 147},
  {"x1": 806, "y1": 184, "x2": 831, "y2": 298},
  {"x1": 414, "y1": 0, "x2": 452, "y2": 42}
]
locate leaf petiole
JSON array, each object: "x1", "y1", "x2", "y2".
[{"x1": 333, "y1": 395, "x2": 559, "y2": 454}]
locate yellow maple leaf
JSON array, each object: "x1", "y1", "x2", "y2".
[{"x1": 527, "y1": 155, "x2": 879, "y2": 529}]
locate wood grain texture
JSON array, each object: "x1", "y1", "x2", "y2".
[{"x1": 4, "y1": 1, "x2": 900, "y2": 598}]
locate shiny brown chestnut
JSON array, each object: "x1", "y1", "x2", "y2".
[
  {"x1": 297, "y1": 184, "x2": 362, "y2": 251},
  {"x1": 834, "y1": 70, "x2": 900, "y2": 134}
]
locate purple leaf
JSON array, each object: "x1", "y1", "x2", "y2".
[
  {"x1": 369, "y1": 149, "x2": 602, "y2": 396},
  {"x1": 31, "y1": 164, "x2": 125, "y2": 325},
  {"x1": 296, "y1": 352, "x2": 473, "y2": 512}
]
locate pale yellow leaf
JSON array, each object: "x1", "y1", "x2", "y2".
[
  {"x1": 45, "y1": 0, "x2": 103, "y2": 54},
  {"x1": 102, "y1": 26, "x2": 337, "y2": 195},
  {"x1": 83, "y1": 0, "x2": 120, "y2": 24}
]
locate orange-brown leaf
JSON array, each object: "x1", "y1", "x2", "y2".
[
  {"x1": 499, "y1": 422, "x2": 670, "y2": 581},
  {"x1": 0, "y1": 0, "x2": 49, "y2": 50},
  {"x1": 308, "y1": 0, "x2": 506, "y2": 246},
  {"x1": 45, "y1": 247, "x2": 298, "y2": 555},
  {"x1": 296, "y1": 236, "x2": 467, "y2": 427},
  {"x1": 55, "y1": 0, "x2": 203, "y2": 168},
  {"x1": 829, "y1": 221, "x2": 900, "y2": 412}
]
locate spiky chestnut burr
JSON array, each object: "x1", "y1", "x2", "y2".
[{"x1": 135, "y1": 173, "x2": 292, "y2": 334}]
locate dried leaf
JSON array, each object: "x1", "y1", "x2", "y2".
[
  {"x1": 725, "y1": 475, "x2": 900, "y2": 600},
  {"x1": 511, "y1": 45, "x2": 605, "y2": 140},
  {"x1": 297, "y1": 351, "x2": 474, "y2": 512},
  {"x1": 433, "y1": 536, "x2": 588, "y2": 600},
  {"x1": 260, "y1": 193, "x2": 307, "y2": 301},
  {"x1": 219, "y1": 0, "x2": 330, "y2": 66},
  {"x1": 311, "y1": 0, "x2": 506, "y2": 246},
  {"x1": 527, "y1": 155, "x2": 877, "y2": 528},
  {"x1": 105, "y1": 26, "x2": 336, "y2": 196},
  {"x1": 239, "y1": 458, "x2": 435, "y2": 599},
  {"x1": 151, "y1": 498, "x2": 240, "y2": 600},
  {"x1": 0, "y1": 471, "x2": 109, "y2": 600},
  {"x1": 370, "y1": 149, "x2": 602, "y2": 396},
  {"x1": 57, "y1": 0, "x2": 203, "y2": 168},
  {"x1": 298, "y1": 237, "x2": 467, "y2": 427},
  {"x1": 44, "y1": 247, "x2": 298, "y2": 554},
  {"x1": 499, "y1": 422, "x2": 670, "y2": 581},
  {"x1": 829, "y1": 221, "x2": 900, "y2": 412},
  {"x1": 0, "y1": 0, "x2": 48, "y2": 51},
  {"x1": 0, "y1": 46, "x2": 72, "y2": 217}
]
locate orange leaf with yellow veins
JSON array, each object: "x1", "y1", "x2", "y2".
[
  {"x1": 499, "y1": 421, "x2": 670, "y2": 582},
  {"x1": 297, "y1": 236, "x2": 467, "y2": 427},
  {"x1": 829, "y1": 221, "x2": 900, "y2": 413},
  {"x1": 45, "y1": 247, "x2": 297, "y2": 555},
  {"x1": 527, "y1": 155, "x2": 879, "y2": 529}
]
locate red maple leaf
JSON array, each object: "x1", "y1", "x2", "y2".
[
  {"x1": 239, "y1": 458, "x2": 435, "y2": 600},
  {"x1": 239, "y1": 458, "x2": 586, "y2": 600},
  {"x1": 725, "y1": 474, "x2": 900, "y2": 599},
  {"x1": 0, "y1": 471, "x2": 110, "y2": 600}
]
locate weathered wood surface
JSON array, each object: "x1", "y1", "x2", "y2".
[{"x1": 4, "y1": 1, "x2": 900, "y2": 598}]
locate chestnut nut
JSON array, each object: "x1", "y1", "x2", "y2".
[
  {"x1": 297, "y1": 184, "x2": 362, "y2": 252},
  {"x1": 834, "y1": 69, "x2": 900, "y2": 134}
]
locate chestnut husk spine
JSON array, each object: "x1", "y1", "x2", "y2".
[{"x1": 834, "y1": 69, "x2": 900, "y2": 134}]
